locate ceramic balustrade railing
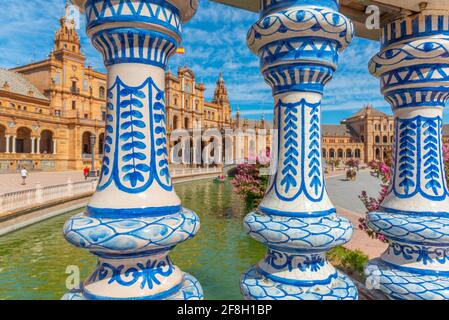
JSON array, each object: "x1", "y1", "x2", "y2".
[
  {"x1": 0, "y1": 180, "x2": 97, "y2": 213},
  {"x1": 0, "y1": 166, "x2": 221, "y2": 214}
]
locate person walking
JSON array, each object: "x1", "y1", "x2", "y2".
[
  {"x1": 20, "y1": 167, "x2": 28, "y2": 185},
  {"x1": 83, "y1": 166, "x2": 89, "y2": 180}
]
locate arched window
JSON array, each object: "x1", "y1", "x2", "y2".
[
  {"x1": 329, "y1": 148, "x2": 335, "y2": 158},
  {"x1": 361, "y1": 135, "x2": 365, "y2": 143},
  {"x1": 383, "y1": 135, "x2": 388, "y2": 144},
  {"x1": 337, "y1": 149, "x2": 344, "y2": 158},
  {"x1": 82, "y1": 132, "x2": 93, "y2": 155},
  {"x1": 376, "y1": 148, "x2": 381, "y2": 160},
  {"x1": 184, "y1": 117, "x2": 190, "y2": 129},
  {"x1": 346, "y1": 149, "x2": 352, "y2": 158},
  {"x1": 98, "y1": 133, "x2": 105, "y2": 155},
  {"x1": 355, "y1": 149, "x2": 361, "y2": 158},
  {"x1": 173, "y1": 115, "x2": 179, "y2": 130},
  {"x1": 375, "y1": 135, "x2": 380, "y2": 144},
  {"x1": 322, "y1": 148, "x2": 327, "y2": 158},
  {"x1": 40, "y1": 130, "x2": 54, "y2": 154},
  {"x1": 99, "y1": 86, "x2": 105, "y2": 99},
  {"x1": 0, "y1": 125, "x2": 6, "y2": 153},
  {"x1": 16, "y1": 127, "x2": 32, "y2": 153}
]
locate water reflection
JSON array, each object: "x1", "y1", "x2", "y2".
[{"x1": 0, "y1": 180, "x2": 265, "y2": 300}]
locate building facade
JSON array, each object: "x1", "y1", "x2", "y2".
[
  {"x1": 322, "y1": 105, "x2": 396, "y2": 164},
  {"x1": 2, "y1": 6, "x2": 445, "y2": 172},
  {"x1": 0, "y1": 6, "x2": 266, "y2": 172}
]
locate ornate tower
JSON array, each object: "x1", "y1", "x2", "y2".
[
  {"x1": 213, "y1": 72, "x2": 231, "y2": 127},
  {"x1": 54, "y1": 2, "x2": 81, "y2": 54}
]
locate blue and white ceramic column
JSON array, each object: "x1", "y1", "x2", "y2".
[
  {"x1": 240, "y1": 0, "x2": 358, "y2": 300},
  {"x1": 63, "y1": 0, "x2": 203, "y2": 300},
  {"x1": 365, "y1": 12, "x2": 449, "y2": 300}
]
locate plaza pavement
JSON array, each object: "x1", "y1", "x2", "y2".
[
  {"x1": 326, "y1": 170, "x2": 388, "y2": 258},
  {"x1": 0, "y1": 171, "x2": 87, "y2": 194}
]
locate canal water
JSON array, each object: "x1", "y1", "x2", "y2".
[{"x1": 0, "y1": 180, "x2": 265, "y2": 300}]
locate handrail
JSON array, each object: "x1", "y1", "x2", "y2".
[{"x1": 0, "y1": 167, "x2": 223, "y2": 214}]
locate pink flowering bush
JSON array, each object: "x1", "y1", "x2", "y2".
[
  {"x1": 358, "y1": 160, "x2": 391, "y2": 242},
  {"x1": 359, "y1": 146, "x2": 449, "y2": 242},
  {"x1": 231, "y1": 149, "x2": 271, "y2": 211},
  {"x1": 231, "y1": 163, "x2": 269, "y2": 211}
]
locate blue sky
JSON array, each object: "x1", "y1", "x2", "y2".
[{"x1": 0, "y1": 0, "x2": 394, "y2": 124}]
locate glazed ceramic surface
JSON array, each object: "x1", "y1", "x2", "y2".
[
  {"x1": 365, "y1": 13, "x2": 449, "y2": 300},
  {"x1": 63, "y1": 0, "x2": 202, "y2": 300},
  {"x1": 240, "y1": 0, "x2": 358, "y2": 300}
]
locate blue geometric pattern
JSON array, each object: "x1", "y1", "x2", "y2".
[
  {"x1": 390, "y1": 116, "x2": 448, "y2": 201},
  {"x1": 366, "y1": 259, "x2": 449, "y2": 300},
  {"x1": 88, "y1": 255, "x2": 175, "y2": 291},
  {"x1": 248, "y1": 6, "x2": 353, "y2": 63},
  {"x1": 241, "y1": 267, "x2": 358, "y2": 300},
  {"x1": 64, "y1": 208, "x2": 199, "y2": 253},
  {"x1": 98, "y1": 76, "x2": 172, "y2": 193},
  {"x1": 62, "y1": 273, "x2": 203, "y2": 300},
  {"x1": 381, "y1": 14, "x2": 449, "y2": 47},
  {"x1": 308, "y1": 103, "x2": 321, "y2": 197},
  {"x1": 267, "y1": 97, "x2": 325, "y2": 203},
  {"x1": 241, "y1": 211, "x2": 357, "y2": 300},
  {"x1": 264, "y1": 65, "x2": 333, "y2": 95},
  {"x1": 85, "y1": 0, "x2": 182, "y2": 35},
  {"x1": 244, "y1": 212, "x2": 353, "y2": 249},
  {"x1": 259, "y1": 38, "x2": 339, "y2": 69},
  {"x1": 368, "y1": 211, "x2": 449, "y2": 244},
  {"x1": 397, "y1": 119, "x2": 417, "y2": 196},
  {"x1": 92, "y1": 29, "x2": 177, "y2": 67}
]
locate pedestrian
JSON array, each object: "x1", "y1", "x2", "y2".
[
  {"x1": 83, "y1": 166, "x2": 89, "y2": 180},
  {"x1": 20, "y1": 166, "x2": 28, "y2": 185}
]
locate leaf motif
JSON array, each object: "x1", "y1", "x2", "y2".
[
  {"x1": 122, "y1": 164, "x2": 135, "y2": 173},
  {"x1": 120, "y1": 131, "x2": 145, "y2": 141},
  {"x1": 154, "y1": 102, "x2": 164, "y2": 111},
  {"x1": 122, "y1": 141, "x2": 146, "y2": 151},
  {"x1": 121, "y1": 110, "x2": 143, "y2": 119},
  {"x1": 120, "y1": 88, "x2": 145, "y2": 98},
  {"x1": 121, "y1": 120, "x2": 145, "y2": 130},
  {"x1": 155, "y1": 91, "x2": 164, "y2": 100},
  {"x1": 120, "y1": 99, "x2": 144, "y2": 109},
  {"x1": 124, "y1": 171, "x2": 144, "y2": 187},
  {"x1": 136, "y1": 164, "x2": 151, "y2": 172},
  {"x1": 122, "y1": 152, "x2": 146, "y2": 162}
]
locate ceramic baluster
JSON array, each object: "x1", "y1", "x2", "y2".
[
  {"x1": 62, "y1": 0, "x2": 202, "y2": 300},
  {"x1": 240, "y1": 0, "x2": 358, "y2": 300},
  {"x1": 365, "y1": 12, "x2": 449, "y2": 300}
]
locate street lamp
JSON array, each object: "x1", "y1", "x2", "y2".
[{"x1": 89, "y1": 133, "x2": 96, "y2": 177}]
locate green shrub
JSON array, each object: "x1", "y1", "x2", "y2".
[{"x1": 327, "y1": 246, "x2": 369, "y2": 281}]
